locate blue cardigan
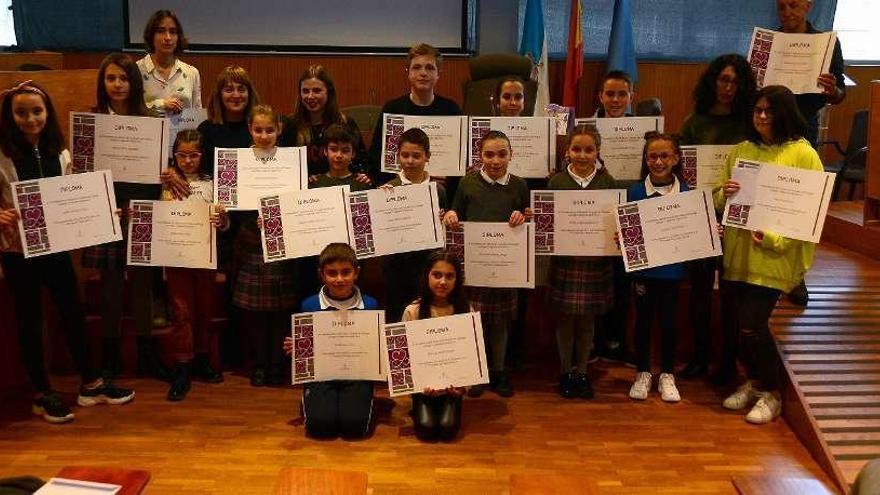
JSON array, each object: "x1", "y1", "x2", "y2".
[
  {"x1": 300, "y1": 290, "x2": 380, "y2": 312},
  {"x1": 626, "y1": 178, "x2": 690, "y2": 281}
]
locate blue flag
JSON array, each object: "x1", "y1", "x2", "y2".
[
  {"x1": 607, "y1": 0, "x2": 638, "y2": 83},
  {"x1": 519, "y1": 0, "x2": 544, "y2": 62}
]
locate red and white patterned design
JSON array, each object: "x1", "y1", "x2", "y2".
[
  {"x1": 383, "y1": 115, "x2": 406, "y2": 172},
  {"x1": 215, "y1": 149, "x2": 239, "y2": 207},
  {"x1": 725, "y1": 203, "x2": 752, "y2": 227},
  {"x1": 348, "y1": 192, "x2": 375, "y2": 257},
  {"x1": 293, "y1": 314, "x2": 316, "y2": 382},
  {"x1": 618, "y1": 203, "x2": 649, "y2": 270},
  {"x1": 533, "y1": 191, "x2": 555, "y2": 254},
  {"x1": 129, "y1": 201, "x2": 154, "y2": 264},
  {"x1": 469, "y1": 119, "x2": 492, "y2": 174},
  {"x1": 15, "y1": 182, "x2": 50, "y2": 255},
  {"x1": 384, "y1": 323, "x2": 414, "y2": 395},
  {"x1": 749, "y1": 30, "x2": 775, "y2": 88},
  {"x1": 71, "y1": 114, "x2": 96, "y2": 174},
  {"x1": 261, "y1": 195, "x2": 286, "y2": 260}
]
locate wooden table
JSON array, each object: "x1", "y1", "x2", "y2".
[{"x1": 55, "y1": 466, "x2": 150, "y2": 495}]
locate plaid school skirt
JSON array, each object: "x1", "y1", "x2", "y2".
[
  {"x1": 467, "y1": 287, "x2": 519, "y2": 325},
  {"x1": 232, "y1": 227, "x2": 299, "y2": 312},
  {"x1": 549, "y1": 256, "x2": 613, "y2": 316}
]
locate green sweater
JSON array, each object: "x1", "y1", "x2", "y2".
[
  {"x1": 452, "y1": 172, "x2": 529, "y2": 222},
  {"x1": 679, "y1": 112, "x2": 750, "y2": 146},
  {"x1": 713, "y1": 138, "x2": 822, "y2": 292},
  {"x1": 383, "y1": 176, "x2": 448, "y2": 210},
  {"x1": 547, "y1": 166, "x2": 618, "y2": 191},
  {"x1": 309, "y1": 173, "x2": 371, "y2": 191}
]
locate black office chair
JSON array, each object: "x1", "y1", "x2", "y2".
[
  {"x1": 820, "y1": 109, "x2": 868, "y2": 200},
  {"x1": 635, "y1": 98, "x2": 662, "y2": 117}
]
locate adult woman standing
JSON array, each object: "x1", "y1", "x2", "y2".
[
  {"x1": 678, "y1": 54, "x2": 756, "y2": 382},
  {"x1": 714, "y1": 85, "x2": 822, "y2": 424},
  {"x1": 279, "y1": 65, "x2": 369, "y2": 182},
  {"x1": 136, "y1": 9, "x2": 201, "y2": 117}
]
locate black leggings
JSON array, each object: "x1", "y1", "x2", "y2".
[
  {"x1": 242, "y1": 309, "x2": 289, "y2": 376},
  {"x1": 302, "y1": 380, "x2": 373, "y2": 438},
  {"x1": 633, "y1": 278, "x2": 680, "y2": 373},
  {"x1": 411, "y1": 393, "x2": 462, "y2": 441},
  {"x1": 1, "y1": 252, "x2": 96, "y2": 393},
  {"x1": 727, "y1": 281, "x2": 782, "y2": 391}
]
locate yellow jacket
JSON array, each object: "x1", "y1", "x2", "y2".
[{"x1": 713, "y1": 138, "x2": 823, "y2": 292}]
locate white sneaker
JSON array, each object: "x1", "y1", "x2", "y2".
[
  {"x1": 629, "y1": 372, "x2": 652, "y2": 400},
  {"x1": 658, "y1": 373, "x2": 680, "y2": 402},
  {"x1": 723, "y1": 380, "x2": 759, "y2": 410},
  {"x1": 745, "y1": 391, "x2": 782, "y2": 424}
]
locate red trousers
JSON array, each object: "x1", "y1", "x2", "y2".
[{"x1": 166, "y1": 268, "x2": 217, "y2": 362}]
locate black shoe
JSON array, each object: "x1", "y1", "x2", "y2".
[
  {"x1": 412, "y1": 394, "x2": 438, "y2": 441},
  {"x1": 573, "y1": 373, "x2": 594, "y2": 399},
  {"x1": 192, "y1": 354, "x2": 223, "y2": 383},
  {"x1": 601, "y1": 344, "x2": 637, "y2": 368},
  {"x1": 136, "y1": 337, "x2": 171, "y2": 382},
  {"x1": 101, "y1": 337, "x2": 123, "y2": 379},
  {"x1": 787, "y1": 280, "x2": 809, "y2": 307},
  {"x1": 559, "y1": 372, "x2": 576, "y2": 399},
  {"x1": 710, "y1": 365, "x2": 737, "y2": 387},
  {"x1": 32, "y1": 392, "x2": 74, "y2": 424},
  {"x1": 167, "y1": 363, "x2": 191, "y2": 402},
  {"x1": 77, "y1": 379, "x2": 135, "y2": 407},
  {"x1": 681, "y1": 361, "x2": 708, "y2": 379},
  {"x1": 250, "y1": 368, "x2": 266, "y2": 387},
  {"x1": 491, "y1": 371, "x2": 514, "y2": 398},
  {"x1": 466, "y1": 383, "x2": 487, "y2": 398},
  {"x1": 265, "y1": 371, "x2": 286, "y2": 388},
  {"x1": 437, "y1": 395, "x2": 462, "y2": 441}
]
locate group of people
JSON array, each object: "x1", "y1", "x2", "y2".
[{"x1": 0, "y1": 0, "x2": 845, "y2": 441}]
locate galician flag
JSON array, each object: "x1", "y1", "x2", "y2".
[{"x1": 520, "y1": 0, "x2": 549, "y2": 116}]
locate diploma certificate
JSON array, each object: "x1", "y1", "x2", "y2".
[
  {"x1": 461, "y1": 222, "x2": 535, "y2": 288},
  {"x1": 575, "y1": 117, "x2": 664, "y2": 180},
  {"x1": 747, "y1": 28, "x2": 837, "y2": 94},
  {"x1": 616, "y1": 189, "x2": 721, "y2": 272},
  {"x1": 260, "y1": 186, "x2": 353, "y2": 263},
  {"x1": 532, "y1": 189, "x2": 627, "y2": 256},
  {"x1": 681, "y1": 145, "x2": 734, "y2": 191},
  {"x1": 291, "y1": 310, "x2": 386, "y2": 384},
  {"x1": 213, "y1": 147, "x2": 308, "y2": 211},
  {"x1": 126, "y1": 200, "x2": 216, "y2": 269},
  {"x1": 167, "y1": 108, "x2": 208, "y2": 155},
  {"x1": 346, "y1": 182, "x2": 444, "y2": 258},
  {"x1": 70, "y1": 112, "x2": 169, "y2": 184},
  {"x1": 383, "y1": 312, "x2": 489, "y2": 397},
  {"x1": 468, "y1": 117, "x2": 555, "y2": 178},
  {"x1": 722, "y1": 159, "x2": 834, "y2": 243},
  {"x1": 380, "y1": 114, "x2": 468, "y2": 176},
  {"x1": 12, "y1": 170, "x2": 121, "y2": 258}
]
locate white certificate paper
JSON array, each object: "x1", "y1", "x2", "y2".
[
  {"x1": 35, "y1": 477, "x2": 121, "y2": 495},
  {"x1": 12, "y1": 170, "x2": 121, "y2": 258},
  {"x1": 260, "y1": 186, "x2": 353, "y2": 263},
  {"x1": 380, "y1": 114, "x2": 468, "y2": 176},
  {"x1": 291, "y1": 310, "x2": 386, "y2": 384},
  {"x1": 167, "y1": 108, "x2": 208, "y2": 155},
  {"x1": 126, "y1": 200, "x2": 216, "y2": 269},
  {"x1": 747, "y1": 28, "x2": 836, "y2": 94},
  {"x1": 468, "y1": 117, "x2": 555, "y2": 178},
  {"x1": 70, "y1": 112, "x2": 169, "y2": 184},
  {"x1": 681, "y1": 145, "x2": 734, "y2": 191},
  {"x1": 722, "y1": 159, "x2": 834, "y2": 243},
  {"x1": 213, "y1": 147, "x2": 308, "y2": 211},
  {"x1": 575, "y1": 117, "x2": 664, "y2": 180},
  {"x1": 532, "y1": 189, "x2": 626, "y2": 256},
  {"x1": 461, "y1": 222, "x2": 535, "y2": 288},
  {"x1": 345, "y1": 182, "x2": 444, "y2": 258},
  {"x1": 383, "y1": 312, "x2": 489, "y2": 397},
  {"x1": 616, "y1": 189, "x2": 721, "y2": 272}
]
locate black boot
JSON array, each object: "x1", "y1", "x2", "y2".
[
  {"x1": 167, "y1": 362, "x2": 191, "y2": 402},
  {"x1": 136, "y1": 336, "x2": 171, "y2": 382},
  {"x1": 101, "y1": 337, "x2": 123, "y2": 378},
  {"x1": 412, "y1": 394, "x2": 438, "y2": 441},
  {"x1": 192, "y1": 353, "x2": 223, "y2": 383}
]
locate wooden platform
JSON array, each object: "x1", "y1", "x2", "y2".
[
  {"x1": 822, "y1": 201, "x2": 880, "y2": 261},
  {"x1": 771, "y1": 243, "x2": 880, "y2": 492}
]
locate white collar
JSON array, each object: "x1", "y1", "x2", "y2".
[
  {"x1": 318, "y1": 286, "x2": 365, "y2": 310},
  {"x1": 644, "y1": 175, "x2": 680, "y2": 196},
  {"x1": 142, "y1": 55, "x2": 182, "y2": 77},
  {"x1": 567, "y1": 164, "x2": 598, "y2": 188},
  {"x1": 398, "y1": 170, "x2": 428, "y2": 185},
  {"x1": 480, "y1": 169, "x2": 511, "y2": 185}
]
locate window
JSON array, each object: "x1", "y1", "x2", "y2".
[{"x1": 833, "y1": 0, "x2": 880, "y2": 63}]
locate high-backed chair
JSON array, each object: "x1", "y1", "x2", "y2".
[
  {"x1": 462, "y1": 53, "x2": 537, "y2": 116},
  {"x1": 635, "y1": 97, "x2": 662, "y2": 117},
  {"x1": 820, "y1": 109, "x2": 868, "y2": 200},
  {"x1": 342, "y1": 105, "x2": 382, "y2": 148}
]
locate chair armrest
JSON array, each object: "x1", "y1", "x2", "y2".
[{"x1": 818, "y1": 140, "x2": 846, "y2": 157}]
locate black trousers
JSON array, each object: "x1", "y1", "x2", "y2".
[
  {"x1": 688, "y1": 257, "x2": 718, "y2": 365},
  {"x1": 596, "y1": 258, "x2": 630, "y2": 348},
  {"x1": 302, "y1": 380, "x2": 373, "y2": 438},
  {"x1": 633, "y1": 278, "x2": 680, "y2": 374},
  {"x1": 1, "y1": 252, "x2": 96, "y2": 393},
  {"x1": 242, "y1": 309, "x2": 289, "y2": 377},
  {"x1": 727, "y1": 281, "x2": 782, "y2": 391}
]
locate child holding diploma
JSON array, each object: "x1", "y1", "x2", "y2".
[
  {"x1": 549, "y1": 124, "x2": 616, "y2": 399},
  {"x1": 381, "y1": 127, "x2": 448, "y2": 322},
  {"x1": 162, "y1": 130, "x2": 229, "y2": 401},
  {"x1": 627, "y1": 132, "x2": 688, "y2": 403},
  {"x1": 234, "y1": 104, "x2": 298, "y2": 387},
  {"x1": 283, "y1": 242, "x2": 380, "y2": 439},
  {"x1": 81, "y1": 53, "x2": 168, "y2": 381},
  {"x1": 402, "y1": 250, "x2": 469, "y2": 441},
  {"x1": 0, "y1": 81, "x2": 135, "y2": 423},
  {"x1": 443, "y1": 130, "x2": 530, "y2": 398},
  {"x1": 714, "y1": 85, "x2": 822, "y2": 424}
]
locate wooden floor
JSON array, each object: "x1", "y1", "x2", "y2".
[
  {"x1": 4, "y1": 243, "x2": 876, "y2": 494},
  {"x1": 772, "y1": 242, "x2": 880, "y2": 489}
]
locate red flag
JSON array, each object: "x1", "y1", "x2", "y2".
[{"x1": 563, "y1": 0, "x2": 583, "y2": 108}]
